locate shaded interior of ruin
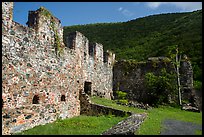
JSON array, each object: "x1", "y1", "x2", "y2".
[
  {"x1": 84, "y1": 82, "x2": 92, "y2": 96},
  {"x1": 61, "y1": 95, "x2": 66, "y2": 101},
  {"x1": 32, "y1": 95, "x2": 40, "y2": 104}
]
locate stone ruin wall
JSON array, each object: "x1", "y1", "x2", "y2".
[
  {"x1": 2, "y1": 2, "x2": 115, "y2": 135},
  {"x1": 2, "y1": 2, "x2": 198, "y2": 135},
  {"x1": 113, "y1": 57, "x2": 195, "y2": 105}
]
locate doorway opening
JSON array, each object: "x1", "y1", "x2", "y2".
[{"x1": 84, "y1": 82, "x2": 92, "y2": 95}]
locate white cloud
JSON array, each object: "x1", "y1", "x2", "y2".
[
  {"x1": 122, "y1": 9, "x2": 134, "y2": 17},
  {"x1": 146, "y1": 2, "x2": 165, "y2": 9},
  {"x1": 146, "y1": 2, "x2": 202, "y2": 11},
  {"x1": 118, "y1": 7, "x2": 123, "y2": 11},
  {"x1": 117, "y1": 7, "x2": 134, "y2": 17}
]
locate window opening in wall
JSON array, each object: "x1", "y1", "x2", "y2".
[
  {"x1": 84, "y1": 81, "x2": 92, "y2": 95},
  {"x1": 66, "y1": 33, "x2": 76, "y2": 49},
  {"x1": 84, "y1": 52, "x2": 87, "y2": 60},
  {"x1": 32, "y1": 95, "x2": 40, "y2": 104},
  {"x1": 103, "y1": 52, "x2": 108, "y2": 63},
  {"x1": 61, "y1": 95, "x2": 66, "y2": 101}
]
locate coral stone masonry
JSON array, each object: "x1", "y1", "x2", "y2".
[
  {"x1": 2, "y1": 2, "x2": 197, "y2": 135},
  {"x1": 2, "y1": 2, "x2": 115, "y2": 134}
]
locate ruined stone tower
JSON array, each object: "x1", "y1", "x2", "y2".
[{"x1": 2, "y1": 2, "x2": 115, "y2": 134}]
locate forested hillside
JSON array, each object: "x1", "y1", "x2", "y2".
[{"x1": 63, "y1": 10, "x2": 202, "y2": 83}]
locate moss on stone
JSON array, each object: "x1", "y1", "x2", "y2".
[
  {"x1": 39, "y1": 6, "x2": 64, "y2": 57},
  {"x1": 39, "y1": 6, "x2": 52, "y2": 18},
  {"x1": 120, "y1": 60, "x2": 146, "y2": 73}
]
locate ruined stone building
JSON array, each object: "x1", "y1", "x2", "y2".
[
  {"x1": 2, "y1": 2, "x2": 115, "y2": 134},
  {"x1": 2, "y1": 2, "x2": 197, "y2": 135},
  {"x1": 113, "y1": 57, "x2": 195, "y2": 105}
]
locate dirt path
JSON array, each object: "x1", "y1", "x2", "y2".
[{"x1": 160, "y1": 119, "x2": 202, "y2": 135}]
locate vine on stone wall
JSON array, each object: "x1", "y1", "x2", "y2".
[
  {"x1": 120, "y1": 60, "x2": 142, "y2": 73},
  {"x1": 51, "y1": 21, "x2": 64, "y2": 57},
  {"x1": 39, "y1": 7, "x2": 52, "y2": 18},
  {"x1": 39, "y1": 6, "x2": 64, "y2": 57}
]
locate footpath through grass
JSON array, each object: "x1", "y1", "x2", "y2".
[{"x1": 91, "y1": 96, "x2": 202, "y2": 135}]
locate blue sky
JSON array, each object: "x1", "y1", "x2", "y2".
[{"x1": 13, "y1": 2, "x2": 202, "y2": 27}]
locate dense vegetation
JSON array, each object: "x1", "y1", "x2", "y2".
[
  {"x1": 63, "y1": 10, "x2": 202, "y2": 85},
  {"x1": 145, "y1": 68, "x2": 177, "y2": 106}
]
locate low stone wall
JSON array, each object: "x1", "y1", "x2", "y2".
[
  {"x1": 89, "y1": 103, "x2": 132, "y2": 117},
  {"x1": 79, "y1": 91, "x2": 148, "y2": 135},
  {"x1": 79, "y1": 90, "x2": 132, "y2": 117}
]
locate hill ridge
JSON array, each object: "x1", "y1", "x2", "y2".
[{"x1": 63, "y1": 9, "x2": 202, "y2": 82}]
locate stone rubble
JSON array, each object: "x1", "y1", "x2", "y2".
[{"x1": 102, "y1": 113, "x2": 147, "y2": 135}]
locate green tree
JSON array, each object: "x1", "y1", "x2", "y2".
[
  {"x1": 167, "y1": 45, "x2": 183, "y2": 106},
  {"x1": 145, "y1": 68, "x2": 177, "y2": 106}
]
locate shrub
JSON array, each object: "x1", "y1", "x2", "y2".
[
  {"x1": 145, "y1": 68, "x2": 177, "y2": 106},
  {"x1": 115, "y1": 91, "x2": 128, "y2": 105},
  {"x1": 194, "y1": 80, "x2": 202, "y2": 91},
  {"x1": 115, "y1": 90, "x2": 127, "y2": 100}
]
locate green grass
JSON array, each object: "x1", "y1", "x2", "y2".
[
  {"x1": 195, "y1": 129, "x2": 202, "y2": 135},
  {"x1": 91, "y1": 96, "x2": 145, "y2": 113},
  {"x1": 14, "y1": 115, "x2": 126, "y2": 135},
  {"x1": 91, "y1": 96, "x2": 202, "y2": 135},
  {"x1": 137, "y1": 106, "x2": 202, "y2": 135},
  {"x1": 14, "y1": 96, "x2": 202, "y2": 135}
]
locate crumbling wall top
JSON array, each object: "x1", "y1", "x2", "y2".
[
  {"x1": 26, "y1": 6, "x2": 62, "y2": 33},
  {"x1": 2, "y1": 2, "x2": 14, "y2": 29}
]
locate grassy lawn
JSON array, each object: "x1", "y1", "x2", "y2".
[
  {"x1": 195, "y1": 130, "x2": 202, "y2": 135},
  {"x1": 14, "y1": 115, "x2": 126, "y2": 135},
  {"x1": 14, "y1": 96, "x2": 202, "y2": 135},
  {"x1": 91, "y1": 96, "x2": 202, "y2": 135},
  {"x1": 137, "y1": 105, "x2": 202, "y2": 135}
]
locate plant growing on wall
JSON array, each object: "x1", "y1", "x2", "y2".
[
  {"x1": 51, "y1": 22, "x2": 64, "y2": 57},
  {"x1": 40, "y1": 6, "x2": 64, "y2": 57}
]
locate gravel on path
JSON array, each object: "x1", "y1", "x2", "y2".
[{"x1": 102, "y1": 113, "x2": 147, "y2": 135}]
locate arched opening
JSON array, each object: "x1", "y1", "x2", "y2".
[
  {"x1": 32, "y1": 95, "x2": 40, "y2": 104},
  {"x1": 61, "y1": 95, "x2": 65, "y2": 101}
]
